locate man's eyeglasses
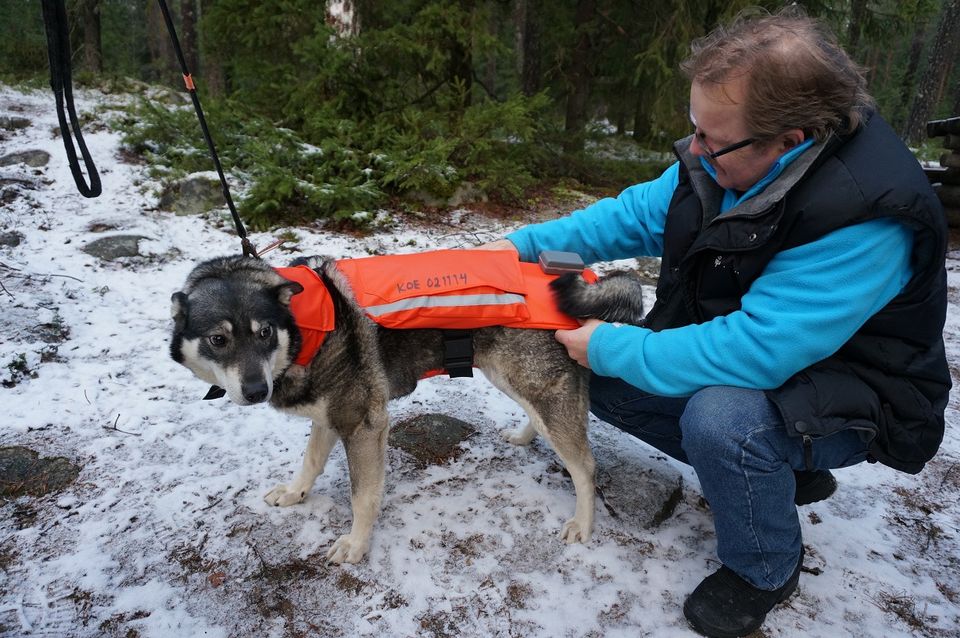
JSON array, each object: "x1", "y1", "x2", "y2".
[{"x1": 689, "y1": 110, "x2": 756, "y2": 159}]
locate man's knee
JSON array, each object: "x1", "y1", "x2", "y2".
[{"x1": 680, "y1": 386, "x2": 780, "y2": 456}]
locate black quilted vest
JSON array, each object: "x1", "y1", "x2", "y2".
[{"x1": 645, "y1": 113, "x2": 950, "y2": 474}]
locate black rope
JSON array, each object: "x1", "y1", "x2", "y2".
[
  {"x1": 155, "y1": 0, "x2": 257, "y2": 258},
  {"x1": 41, "y1": 0, "x2": 102, "y2": 198}
]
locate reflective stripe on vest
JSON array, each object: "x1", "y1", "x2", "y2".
[{"x1": 364, "y1": 292, "x2": 528, "y2": 318}]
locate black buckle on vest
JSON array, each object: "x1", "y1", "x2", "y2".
[{"x1": 442, "y1": 330, "x2": 474, "y2": 378}]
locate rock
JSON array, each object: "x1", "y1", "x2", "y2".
[
  {"x1": 0, "y1": 150, "x2": 51, "y2": 168},
  {"x1": 82, "y1": 235, "x2": 149, "y2": 261},
  {"x1": 0, "y1": 116, "x2": 31, "y2": 131},
  {"x1": 158, "y1": 174, "x2": 225, "y2": 215},
  {"x1": 0, "y1": 231, "x2": 23, "y2": 247},
  {"x1": 86, "y1": 222, "x2": 120, "y2": 233},
  {"x1": 407, "y1": 182, "x2": 488, "y2": 209},
  {"x1": 591, "y1": 425, "x2": 686, "y2": 528},
  {"x1": 0, "y1": 446, "x2": 79, "y2": 497},
  {"x1": 389, "y1": 413, "x2": 477, "y2": 467}
]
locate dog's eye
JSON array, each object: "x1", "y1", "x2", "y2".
[
  {"x1": 209, "y1": 334, "x2": 227, "y2": 347},
  {"x1": 258, "y1": 325, "x2": 273, "y2": 339}
]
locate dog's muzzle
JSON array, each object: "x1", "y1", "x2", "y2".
[{"x1": 241, "y1": 380, "x2": 270, "y2": 404}]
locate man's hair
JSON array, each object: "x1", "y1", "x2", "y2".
[{"x1": 680, "y1": 6, "x2": 874, "y2": 143}]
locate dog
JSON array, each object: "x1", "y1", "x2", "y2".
[{"x1": 170, "y1": 254, "x2": 644, "y2": 563}]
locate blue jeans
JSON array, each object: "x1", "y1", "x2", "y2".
[{"x1": 590, "y1": 374, "x2": 870, "y2": 590}]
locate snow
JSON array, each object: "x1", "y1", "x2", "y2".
[{"x1": 1, "y1": 83, "x2": 959, "y2": 638}]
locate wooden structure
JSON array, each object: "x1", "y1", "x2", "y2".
[{"x1": 925, "y1": 116, "x2": 960, "y2": 227}]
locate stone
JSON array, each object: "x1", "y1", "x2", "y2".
[
  {"x1": 158, "y1": 174, "x2": 225, "y2": 215},
  {"x1": 0, "y1": 446, "x2": 79, "y2": 497},
  {"x1": 0, "y1": 150, "x2": 50, "y2": 168},
  {"x1": 389, "y1": 413, "x2": 477, "y2": 467},
  {"x1": 82, "y1": 235, "x2": 149, "y2": 261},
  {"x1": 0, "y1": 116, "x2": 31, "y2": 131},
  {"x1": 591, "y1": 424, "x2": 686, "y2": 528},
  {"x1": 0, "y1": 231, "x2": 23, "y2": 247}
]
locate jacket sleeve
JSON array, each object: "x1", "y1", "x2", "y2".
[
  {"x1": 587, "y1": 218, "x2": 915, "y2": 397},
  {"x1": 506, "y1": 162, "x2": 679, "y2": 264}
]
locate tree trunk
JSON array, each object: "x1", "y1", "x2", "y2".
[
  {"x1": 481, "y1": 4, "x2": 499, "y2": 100},
  {"x1": 953, "y1": 75, "x2": 960, "y2": 116},
  {"x1": 514, "y1": 0, "x2": 542, "y2": 97},
  {"x1": 199, "y1": 0, "x2": 227, "y2": 96},
  {"x1": 146, "y1": 0, "x2": 178, "y2": 84},
  {"x1": 78, "y1": 0, "x2": 103, "y2": 74},
  {"x1": 450, "y1": 39, "x2": 474, "y2": 109},
  {"x1": 612, "y1": 84, "x2": 628, "y2": 135},
  {"x1": 897, "y1": 7, "x2": 931, "y2": 127},
  {"x1": 181, "y1": 0, "x2": 199, "y2": 75},
  {"x1": 701, "y1": 0, "x2": 723, "y2": 33},
  {"x1": 563, "y1": 0, "x2": 597, "y2": 154},
  {"x1": 863, "y1": 47, "x2": 881, "y2": 88},
  {"x1": 904, "y1": 0, "x2": 960, "y2": 143},
  {"x1": 632, "y1": 87, "x2": 652, "y2": 142},
  {"x1": 327, "y1": 0, "x2": 360, "y2": 37},
  {"x1": 846, "y1": 0, "x2": 869, "y2": 53}
]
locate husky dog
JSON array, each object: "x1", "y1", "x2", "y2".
[{"x1": 170, "y1": 255, "x2": 644, "y2": 564}]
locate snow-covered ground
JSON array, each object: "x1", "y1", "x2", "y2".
[{"x1": 1, "y1": 84, "x2": 958, "y2": 638}]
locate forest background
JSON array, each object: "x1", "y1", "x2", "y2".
[{"x1": 2, "y1": 0, "x2": 959, "y2": 228}]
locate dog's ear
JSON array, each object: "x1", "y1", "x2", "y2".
[
  {"x1": 275, "y1": 281, "x2": 304, "y2": 306},
  {"x1": 171, "y1": 291, "x2": 189, "y2": 331}
]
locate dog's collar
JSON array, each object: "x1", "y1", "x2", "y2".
[{"x1": 276, "y1": 265, "x2": 336, "y2": 366}]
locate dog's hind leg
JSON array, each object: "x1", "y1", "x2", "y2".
[
  {"x1": 326, "y1": 411, "x2": 388, "y2": 564},
  {"x1": 546, "y1": 424, "x2": 596, "y2": 544},
  {"x1": 484, "y1": 368, "x2": 596, "y2": 544},
  {"x1": 501, "y1": 418, "x2": 538, "y2": 446},
  {"x1": 265, "y1": 416, "x2": 339, "y2": 507}
]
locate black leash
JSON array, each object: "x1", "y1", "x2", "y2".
[
  {"x1": 155, "y1": 0, "x2": 257, "y2": 259},
  {"x1": 41, "y1": 0, "x2": 102, "y2": 198}
]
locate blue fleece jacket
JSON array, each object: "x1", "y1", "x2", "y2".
[{"x1": 507, "y1": 149, "x2": 914, "y2": 397}]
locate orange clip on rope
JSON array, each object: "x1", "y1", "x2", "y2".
[{"x1": 182, "y1": 73, "x2": 195, "y2": 91}]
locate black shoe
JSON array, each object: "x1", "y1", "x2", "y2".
[
  {"x1": 793, "y1": 470, "x2": 836, "y2": 506},
  {"x1": 683, "y1": 551, "x2": 803, "y2": 638}
]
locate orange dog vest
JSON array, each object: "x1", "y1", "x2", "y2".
[{"x1": 277, "y1": 249, "x2": 595, "y2": 367}]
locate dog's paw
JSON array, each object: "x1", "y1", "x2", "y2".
[
  {"x1": 264, "y1": 483, "x2": 307, "y2": 507},
  {"x1": 501, "y1": 423, "x2": 537, "y2": 446},
  {"x1": 326, "y1": 534, "x2": 369, "y2": 564},
  {"x1": 560, "y1": 518, "x2": 592, "y2": 544}
]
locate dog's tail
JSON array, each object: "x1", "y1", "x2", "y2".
[{"x1": 550, "y1": 270, "x2": 646, "y2": 325}]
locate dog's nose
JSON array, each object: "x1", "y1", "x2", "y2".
[{"x1": 242, "y1": 381, "x2": 269, "y2": 403}]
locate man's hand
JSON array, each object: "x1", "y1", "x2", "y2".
[
  {"x1": 475, "y1": 239, "x2": 518, "y2": 253},
  {"x1": 555, "y1": 319, "x2": 603, "y2": 369}
]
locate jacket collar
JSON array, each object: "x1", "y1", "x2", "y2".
[{"x1": 673, "y1": 133, "x2": 830, "y2": 225}]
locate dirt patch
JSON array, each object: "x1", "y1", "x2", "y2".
[
  {"x1": 335, "y1": 571, "x2": 371, "y2": 595},
  {"x1": 98, "y1": 610, "x2": 150, "y2": 638},
  {"x1": 871, "y1": 590, "x2": 944, "y2": 636},
  {"x1": 506, "y1": 581, "x2": 533, "y2": 609},
  {"x1": 0, "y1": 446, "x2": 79, "y2": 497},
  {"x1": 0, "y1": 539, "x2": 18, "y2": 572}
]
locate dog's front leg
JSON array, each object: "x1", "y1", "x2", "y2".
[
  {"x1": 265, "y1": 418, "x2": 339, "y2": 507},
  {"x1": 325, "y1": 415, "x2": 388, "y2": 564}
]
